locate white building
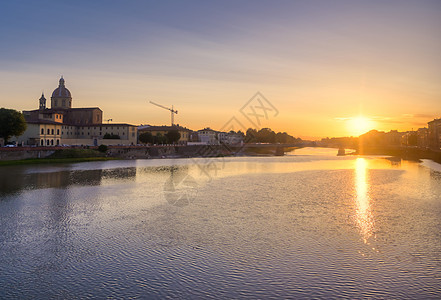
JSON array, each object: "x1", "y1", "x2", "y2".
[{"x1": 197, "y1": 128, "x2": 218, "y2": 145}]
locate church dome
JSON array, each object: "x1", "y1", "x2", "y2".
[{"x1": 51, "y1": 76, "x2": 72, "y2": 98}]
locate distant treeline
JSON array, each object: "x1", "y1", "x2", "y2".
[
  {"x1": 244, "y1": 128, "x2": 302, "y2": 144},
  {"x1": 319, "y1": 129, "x2": 416, "y2": 149}
]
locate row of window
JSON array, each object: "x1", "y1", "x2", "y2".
[
  {"x1": 39, "y1": 126, "x2": 136, "y2": 139},
  {"x1": 41, "y1": 128, "x2": 60, "y2": 135},
  {"x1": 40, "y1": 139, "x2": 60, "y2": 146},
  {"x1": 41, "y1": 128, "x2": 131, "y2": 136},
  {"x1": 72, "y1": 126, "x2": 133, "y2": 130}
]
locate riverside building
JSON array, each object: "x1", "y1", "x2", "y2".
[{"x1": 18, "y1": 77, "x2": 137, "y2": 146}]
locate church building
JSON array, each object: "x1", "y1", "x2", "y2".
[{"x1": 18, "y1": 77, "x2": 137, "y2": 146}]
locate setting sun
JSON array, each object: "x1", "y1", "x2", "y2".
[{"x1": 347, "y1": 116, "x2": 374, "y2": 136}]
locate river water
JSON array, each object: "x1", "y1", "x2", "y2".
[{"x1": 0, "y1": 148, "x2": 440, "y2": 299}]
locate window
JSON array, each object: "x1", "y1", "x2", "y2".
[
  {"x1": 57, "y1": 129, "x2": 60, "y2": 135},
  {"x1": 41, "y1": 128, "x2": 44, "y2": 134},
  {"x1": 47, "y1": 129, "x2": 50, "y2": 134},
  {"x1": 51, "y1": 139, "x2": 54, "y2": 145},
  {"x1": 46, "y1": 139, "x2": 50, "y2": 145},
  {"x1": 56, "y1": 140, "x2": 60, "y2": 146},
  {"x1": 41, "y1": 140, "x2": 44, "y2": 146},
  {"x1": 51, "y1": 129, "x2": 54, "y2": 135}
]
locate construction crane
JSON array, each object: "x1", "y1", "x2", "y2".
[{"x1": 149, "y1": 101, "x2": 178, "y2": 126}]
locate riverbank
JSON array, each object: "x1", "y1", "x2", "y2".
[
  {"x1": 0, "y1": 148, "x2": 117, "y2": 166},
  {"x1": 0, "y1": 144, "x2": 296, "y2": 166},
  {"x1": 354, "y1": 146, "x2": 441, "y2": 164},
  {"x1": 0, "y1": 157, "x2": 116, "y2": 167}
]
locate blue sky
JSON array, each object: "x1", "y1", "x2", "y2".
[{"x1": 1, "y1": 0, "x2": 440, "y2": 137}]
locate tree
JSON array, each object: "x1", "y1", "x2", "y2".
[
  {"x1": 165, "y1": 130, "x2": 181, "y2": 144},
  {"x1": 97, "y1": 144, "x2": 108, "y2": 153},
  {"x1": 139, "y1": 132, "x2": 153, "y2": 144},
  {"x1": 154, "y1": 133, "x2": 166, "y2": 144},
  {"x1": 246, "y1": 128, "x2": 257, "y2": 142},
  {"x1": 103, "y1": 133, "x2": 120, "y2": 139},
  {"x1": 0, "y1": 108, "x2": 27, "y2": 144},
  {"x1": 256, "y1": 128, "x2": 276, "y2": 143}
]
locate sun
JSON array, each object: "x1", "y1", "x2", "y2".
[{"x1": 347, "y1": 116, "x2": 374, "y2": 136}]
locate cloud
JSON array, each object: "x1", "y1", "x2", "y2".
[{"x1": 404, "y1": 113, "x2": 434, "y2": 119}]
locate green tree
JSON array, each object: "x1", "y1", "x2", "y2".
[
  {"x1": 256, "y1": 128, "x2": 276, "y2": 143},
  {"x1": 0, "y1": 108, "x2": 27, "y2": 144},
  {"x1": 97, "y1": 144, "x2": 108, "y2": 153},
  {"x1": 246, "y1": 128, "x2": 257, "y2": 142},
  {"x1": 103, "y1": 133, "x2": 120, "y2": 139},
  {"x1": 275, "y1": 132, "x2": 288, "y2": 143},
  {"x1": 165, "y1": 130, "x2": 181, "y2": 144},
  {"x1": 154, "y1": 133, "x2": 166, "y2": 144},
  {"x1": 139, "y1": 132, "x2": 153, "y2": 144}
]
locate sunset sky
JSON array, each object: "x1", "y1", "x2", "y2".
[{"x1": 0, "y1": 0, "x2": 440, "y2": 139}]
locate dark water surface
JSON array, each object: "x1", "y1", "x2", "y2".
[{"x1": 1, "y1": 148, "x2": 440, "y2": 299}]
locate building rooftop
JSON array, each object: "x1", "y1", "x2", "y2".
[
  {"x1": 138, "y1": 125, "x2": 192, "y2": 132},
  {"x1": 51, "y1": 77, "x2": 72, "y2": 98}
]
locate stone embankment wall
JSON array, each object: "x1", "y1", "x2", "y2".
[
  {"x1": 356, "y1": 146, "x2": 441, "y2": 164},
  {"x1": 0, "y1": 147, "x2": 56, "y2": 161},
  {"x1": 106, "y1": 145, "x2": 231, "y2": 159},
  {"x1": 0, "y1": 145, "x2": 231, "y2": 161}
]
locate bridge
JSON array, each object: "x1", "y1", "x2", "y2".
[{"x1": 228, "y1": 143, "x2": 307, "y2": 156}]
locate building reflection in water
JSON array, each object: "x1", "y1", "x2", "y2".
[
  {"x1": 354, "y1": 158, "x2": 375, "y2": 243},
  {"x1": 0, "y1": 167, "x2": 137, "y2": 196}
]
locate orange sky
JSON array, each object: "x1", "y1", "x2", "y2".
[{"x1": 1, "y1": 1, "x2": 440, "y2": 139}]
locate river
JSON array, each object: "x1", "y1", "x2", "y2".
[{"x1": 0, "y1": 148, "x2": 440, "y2": 299}]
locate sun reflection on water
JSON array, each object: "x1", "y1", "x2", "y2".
[{"x1": 354, "y1": 158, "x2": 375, "y2": 243}]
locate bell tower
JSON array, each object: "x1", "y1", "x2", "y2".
[{"x1": 39, "y1": 93, "x2": 46, "y2": 110}]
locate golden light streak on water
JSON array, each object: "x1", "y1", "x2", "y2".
[{"x1": 354, "y1": 158, "x2": 375, "y2": 243}]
